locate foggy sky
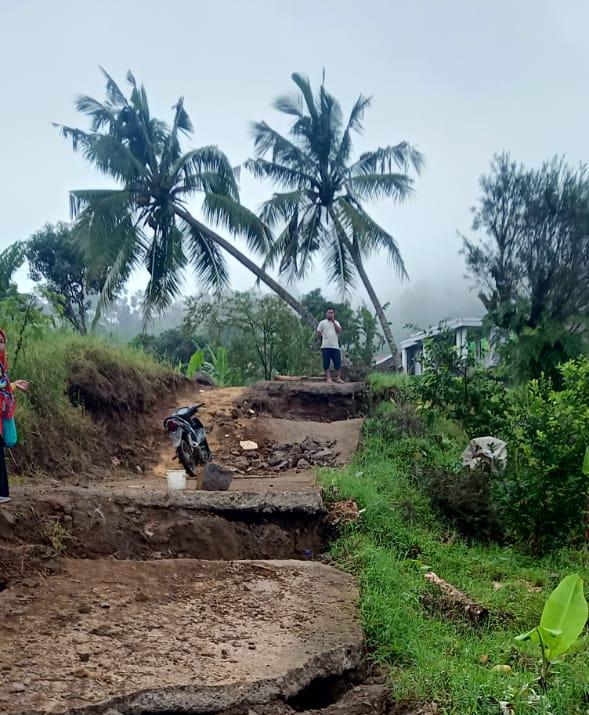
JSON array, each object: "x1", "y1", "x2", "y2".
[{"x1": 2, "y1": 0, "x2": 589, "y2": 337}]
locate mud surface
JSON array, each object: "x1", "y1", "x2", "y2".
[{"x1": 0, "y1": 559, "x2": 362, "y2": 715}]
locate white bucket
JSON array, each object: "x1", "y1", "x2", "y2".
[{"x1": 166, "y1": 470, "x2": 186, "y2": 492}]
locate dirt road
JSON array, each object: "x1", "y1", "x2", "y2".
[{"x1": 0, "y1": 381, "x2": 384, "y2": 714}]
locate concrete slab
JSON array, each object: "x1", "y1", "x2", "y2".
[{"x1": 0, "y1": 559, "x2": 362, "y2": 715}]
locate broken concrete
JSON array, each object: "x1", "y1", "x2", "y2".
[
  {"x1": 0, "y1": 559, "x2": 363, "y2": 715},
  {"x1": 0, "y1": 486, "x2": 327, "y2": 562}
]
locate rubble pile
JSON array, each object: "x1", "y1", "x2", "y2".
[{"x1": 232, "y1": 436, "x2": 339, "y2": 473}]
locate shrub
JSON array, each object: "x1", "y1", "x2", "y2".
[
  {"x1": 493, "y1": 357, "x2": 589, "y2": 551},
  {"x1": 427, "y1": 464, "x2": 502, "y2": 541},
  {"x1": 410, "y1": 328, "x2": 509, "y2": 437}
]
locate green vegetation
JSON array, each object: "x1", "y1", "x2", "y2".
[
  {"x1": 323, "y1": 372, "x2": 589, "y2": 714},
  {"x1": 56, "y1": 69, "x2": 318, "y2": 330},
  {"x1": 26, "y1": 222, "x2": 109, "y2": 334},
  {"x1": 463, "y1": 154, "x2": 589, "y2": 382},
  {"x1": 0, "y1": 297, "x2": 179, "y2": 477},
  {"x1": 516, "y1": 574, "x2": 588, "y2": 685},
  {"x1": 134, "y1": 289, "x2": 384, "y2": 383}
]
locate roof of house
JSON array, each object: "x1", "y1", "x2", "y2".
[
  {"x1": 373, "y1": 318, "x2": 485, "y2": 366},
  {"x1": 400, "y1": 317, "x2": 483, "y2": 351}
]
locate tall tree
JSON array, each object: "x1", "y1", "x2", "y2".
[
  {"x1": 463, "y1": 153, "x2": 589, "y2": 378},
  {"x1": 246, "y1": 72, "x2": 423, "y2": 362},
  {"x1": 0, "y1": 242, "x2": 25, "y2": 299},
  {"x1": 26, "y1": 222, "x2": 108, "y2": 333},
  {"x1": 55, "y1": 69, "x2": 317, "y2": 329}
]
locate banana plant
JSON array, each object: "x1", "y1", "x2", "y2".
[
  {"x1": 186, "y1": 349, "x2": 205, "y2": 379},
  {"x1": 516, "y1": 573, "x2": 588, "y2": 684},
  {"x1": 207, "y1": 346, "x2": 230, "y2": 386}
]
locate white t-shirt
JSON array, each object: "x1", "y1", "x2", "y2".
[{"x1": 317, "y1": 319, "x2": 341, "y2": 350}]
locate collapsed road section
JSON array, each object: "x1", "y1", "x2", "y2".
[{"x1": 0, "y1": 381, "x2": 390, "y2": 714}]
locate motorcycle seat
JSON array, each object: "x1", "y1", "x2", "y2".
[{"x1": 176, "y1": 405, "x2": 199, "y2": 418}]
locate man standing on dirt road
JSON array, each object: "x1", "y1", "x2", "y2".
[{"x1": 316, "y1": 307, "x2": 343, "y2": 384}]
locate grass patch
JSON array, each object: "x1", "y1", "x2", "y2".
[{"x1": 322, "y1": 414, "x2": 589, "y2": 713}]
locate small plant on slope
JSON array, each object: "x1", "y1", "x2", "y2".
[{"x1": 515, "y1": 573, "x2": 588, "y2": 687}]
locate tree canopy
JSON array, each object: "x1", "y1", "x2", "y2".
[
  {"x1": 463, "y1": 153, "x2": 589, "y2": 379},
  {"x1": 56, "y1": 69, "x2": 317, "y2": 329},
  {"x1": 26, "y1": 222, "x2": 109, "y2": 334}
]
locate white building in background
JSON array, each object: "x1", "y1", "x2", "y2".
[{"x1": 374, "y1": 317, "x2": 494, "y2": 374}]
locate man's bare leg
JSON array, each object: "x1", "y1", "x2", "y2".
[
  {"x1": 325, "y1": 368, "x2": 332, "y2": 383},
  {"x1": 335, "y1": 369, "x2": 344, "y2": 383}
]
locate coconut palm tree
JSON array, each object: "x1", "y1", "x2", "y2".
[
  {"x1": 247, "y1": 73, "x2": 423, "y2": 362},
  {"x1": 55, "y1": 69, "x2": 317, "y2": 329}
]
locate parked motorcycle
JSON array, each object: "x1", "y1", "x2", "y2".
[{"x1": 163, "y1": 404, "x2": 212, "y2": 476}]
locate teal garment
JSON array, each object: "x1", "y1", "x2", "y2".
[{"x1": 3, "y1": 416, "x2": 17, "y2": 447}]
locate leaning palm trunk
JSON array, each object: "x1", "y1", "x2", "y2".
[
  {"x1": 331, "y1": 227, "x2": 401, "y2": 368},
  {"x1": 174, "y1": 207, "x2": 318, "y2": 332},
  {"x1": 350, "y1": 249, "x2": 401, "y2": 368}
]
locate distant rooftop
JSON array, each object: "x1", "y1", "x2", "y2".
[
  {"x1": 400, "y1": 317, "x2": 484, "y2": 350},
  {"x1": 374, "y1": 317, "x2": 484, "y2": 365}
]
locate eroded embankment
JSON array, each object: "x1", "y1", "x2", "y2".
[
  {"x1": 239, "y1": 380, "x2": 366, "y2": 422},
  {"x1": 0, "y1": 487, "x2": 327, "y2": 563}
]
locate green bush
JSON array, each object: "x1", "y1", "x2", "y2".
[
  {"x1": 494, "y1": 357, "x2": 589, "y2": 551},
  {"x1": 409, "y1": 328, "x2": 510, "y2": 437}
]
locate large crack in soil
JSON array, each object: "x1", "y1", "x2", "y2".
[{"x1": 0, "y1": 381, "x2": 393, "y2": 714}]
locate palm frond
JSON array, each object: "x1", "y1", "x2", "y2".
[
  {"x1": 0, "y1": 242, "x2": 25, "y2": 293},
  {"x1": 350, "y1": 172, "x2": 414, "y2": 201},
  {"x1": 89, "y1": 220, "x2": 146, "y2": 328},
  {"x1": 259, "y1": 190, "x2": 306, "y2": 226},
  {"x1": 294, "y1": 205, "x2": 324, "y2": 279},
  {"x1": 291, "y1": 73, "x2": 318, "y2": 119},
  {"x1": 273, "y1": 92, "x2": 304, "y2": 118},
  {"x1": 70, "y1": 189, "x2": 142, "y2": 271},
  {"x1": 245, "y1": 158, "x2": 313, "y2": 191},
  {"x1": 171, "y1": 97, "x2": 193, "y2": 136},
  {"x1": 333, "y1": 94, "x2": 372, "y2": 169},
  {"x1": 352, "y1": 142, "x2": 424, "y2": 176},
  {"x1": 261, "y1": 214, "x2": 300, "y2": 275},
  {"x1": 57, "y1": 127, "x2": 146, "y2": 183},
  {"x1": 173, "y1": 146, "x2": 239, "y2": 200},
  {"x1": 99, "y1": 67, "x2": 128, "y2": 106},
  {"x1": 249, "y1": 121, "x2": 312, "y2": 170},
  {"x1": 182, "y1": 219, "x2": 230, "y2": 294},
  {"x1": 74, "y1": 96, "x2": 118, "y2": 132},
  {"x1": 202, "y1": 192, "x2": 272, "y2": 255},
  {"x1": 324, "y1": 210, "x2": 356, "y2": 292},
  {"x1": 143, "y1": 225, "x2": 188, "y2": 317},
  {"x1": 336, "y1": 198, "x2": 407, "y2": 278}
]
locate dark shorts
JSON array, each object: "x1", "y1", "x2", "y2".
[{"x1": 321, "y1": 348, "x2": 341, "y2": 371}]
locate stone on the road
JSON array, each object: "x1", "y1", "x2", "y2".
[{"x1": 201, "y1": 461, "x2": 234, "y2": 491}]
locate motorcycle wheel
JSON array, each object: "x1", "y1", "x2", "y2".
[{"x1": 177, "y1": 437, "x2": 201, "y2": 477}]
